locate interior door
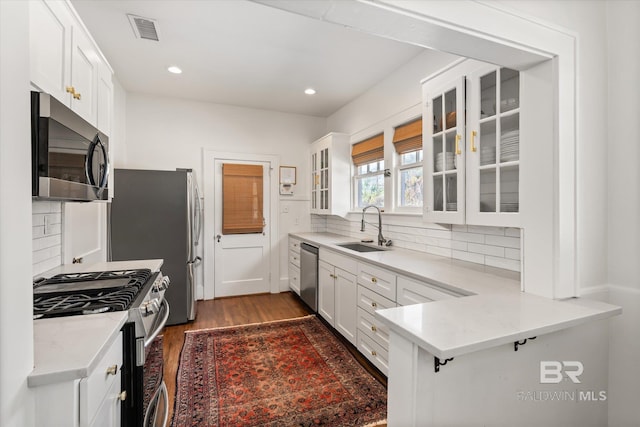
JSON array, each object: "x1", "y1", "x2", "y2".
[{"x1": 214, "y1": 160, "x2": 270, "y2": 297}]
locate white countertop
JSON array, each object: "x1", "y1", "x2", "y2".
[
  {"x1": 290, "y1": 232, "x2": 621, "y2": 359},
  {"x1": 29, "y1": 259, "x2": 164, "y2": 387}
]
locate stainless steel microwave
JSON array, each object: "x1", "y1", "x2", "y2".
[{"x1": 31, "y1": 91, "x2": 110, "y2": 201}]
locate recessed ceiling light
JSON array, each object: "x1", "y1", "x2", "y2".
[
  {"x1": 304, "y1": 88, "x2": 316, "y2": 95},
  {"x1": 168, "y1": 66, "x2": 182, "y2": 74}
]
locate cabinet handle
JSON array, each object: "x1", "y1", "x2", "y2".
[
  {"x1": 314, "y1": 174, "x2": 320, "y2": 186},
  {"x1": 66, "y1": 86, "x2": 75, "y2": 94},
  {"x1": 106, "y1": 365, "x2": 118, "y2": 375},
  {"x1": 371, "y1": 325, "x2": 377, "y2": 332},
  {"x1": 455, "y1": 134, "x2": 462, "y2": 155},
  {"x1": 471, "y1": 130, "x2": 478, "y2": 152},
  {"x1": 293, "y1": 257, "x2": 297, "y2": 261},
  {"x1": 73, "y1": 92, "x2": 82, "y2": 100},
  {"x1": 371, "y1": 350, "x2": 377, "y2": 356},
  {"x1": 118, "y1": 391, "x2": 127, "y2": 401},
  {"x1": 371, "y1": 277, "x2": 377, "y2": 283},
  {"x1": 371, "y1": 301, "x2": 377, "y2": 308}
]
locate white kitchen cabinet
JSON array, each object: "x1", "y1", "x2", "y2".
[
  {"x1": 34, "y1": 332, "x2": 123, "y2": 427},
  {"x1": 288, "y1": 237, "x2": 301, "y2": 295},
  {"x1": 310, "y1": 133, "x2": 351, "y2": 216},
  {"x1": 423, "y1": 60, "x2": 521, "y2": 227},
  {"x1": 30, "y1": 0, "x2": 113, "y2": 131},
  {"x1": 318, "y1": 249, "x2": 358, "y2": 344},
  {"x1": 357, "y1": 262, "x2": 397, "y2": 301}
]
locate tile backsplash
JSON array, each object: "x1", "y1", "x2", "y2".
[
  {"x1": 311, "y1": 214, "x2": 522, "y2": 272},
  {"x1": 32, "y1": 200, "x2": 62, "y2": 276}
]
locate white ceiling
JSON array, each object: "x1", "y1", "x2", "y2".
[{"x1": 71, "y1": 0, "x2": 425, "y2": 117}]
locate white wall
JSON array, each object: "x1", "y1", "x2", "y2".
[
  {"x1": 0, "y1": 1, "x2": 35, "y2": 425},
  {"x1": 122, "y1": 93, "x2": 326, "y2": 296},
  {"x1": 605, "y1": 2, "x2": 640, "y2": 425}
]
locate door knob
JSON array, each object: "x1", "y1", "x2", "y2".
[{"x1": 216, "y1": 234, "x2": 221, "y2": 242}]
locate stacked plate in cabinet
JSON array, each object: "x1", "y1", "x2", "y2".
[
  {"x1": 435, "y1": 152, "x2": 456, "y2": 172},
  {"x1": 500, "y1": 130, "x2": 520, "y2": 162},
  {"x1": 480, "y1": 145, "x2": 496, "y2": 165}
]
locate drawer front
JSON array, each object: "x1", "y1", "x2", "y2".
[
  {"x1": 80, "y1": 332, "x2": 123, "y2": 426},
  {"x1": 289, "y1": 238, "x2": 301, "y2": 253},
  {"x1": 357, "y1": 285, "x2": 396, "y2": 316},
  {"x1": 357, "y1": 307, "x2": 390, "y2": 349},
  {"x1": 357, "y1": 262, "x2": 396, "y2": 300},
  {"x1": 289, "y1": 265, "x2": 300, "y2": 295},
  {"x1": 320, "y1": 248, "x2": 357, "y2": 272},
  {"x1": 357, "y1": 331, "x2": 389, "y2": 376},
  {"x1": 289, "y1": 249, "x2": 301, "y2": 268},
  {"x1": 396, "y1": 275, "x2": 459, "y2": 306}
]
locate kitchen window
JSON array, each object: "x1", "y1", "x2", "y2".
[
  {"x1": 393, "y1": 118, "x2": 423, "y2": 209},
  {"x1": 352, "y1": 133, "x2": 384, "y2": 208}
]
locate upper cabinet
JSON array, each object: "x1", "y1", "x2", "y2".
[
  {"x1": 29, "y1": 0, "x2": 113, "y2": 134},
  {"x1": 310, "y1": 133, "x2": 351, "y2": 216},
  {"x1": 423, "y1": 60, "x2": 521, "y2": 227}
]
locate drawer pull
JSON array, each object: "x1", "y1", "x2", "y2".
[
  {"x1": 118, "y1": 391, "x2": 127, "y2": 401},
  {"x1": 371, "y1": 325, "x2": 377, "y2": 332},
  {"x1": 371, "y1": 277, "x2": 377, "y2": 283},
  {"x1": 371, "y1": 301, "x2": 377, "y2": 308},
  {"x1": 371, "y1": 350, "x2": 377, "y2": 356},
  {"x1": 106, "y1": 365, "x2": 118, "y2": 375}
]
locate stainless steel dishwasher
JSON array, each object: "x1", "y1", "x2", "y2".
[{"x1": 300, "y1": 242, "x2": 319, "y2": 312}]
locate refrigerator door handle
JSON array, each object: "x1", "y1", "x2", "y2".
[
  {"x1": 194, "y1": 180, "x2": 202, "y2": 246},
  {"x1": 186, "y1": 260, "x2": 197, "y2": 321}
]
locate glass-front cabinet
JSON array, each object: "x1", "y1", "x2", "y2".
[
  {"x1": 310, "y1": 133, "x2": 350, "y2": 216},
  {"x1": 466, "y1": 65, "x2": 520, "y2": 226},
  {"x1": 424, "y1": 77, "x2": 466, "y2": 224},
  {"x1": 422, "y1": 60, "x2": 521, "y2": 227}
]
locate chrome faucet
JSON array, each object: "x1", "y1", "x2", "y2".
[{"x1": 360, "y1": 205, "x2": 391, "y2": 246}]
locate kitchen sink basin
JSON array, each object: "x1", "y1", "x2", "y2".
[{"x1": 336, "y1": 242, "x2": 387, "y2": 252}]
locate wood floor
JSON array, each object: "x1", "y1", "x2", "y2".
[{"x1": 162, "y1": 291, "x2": 387, "y2": 423}]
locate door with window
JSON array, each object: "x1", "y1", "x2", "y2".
[{"x1": 214, "y1": 160, "x2": 270, "y2": 297}]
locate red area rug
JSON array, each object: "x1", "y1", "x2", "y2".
[{"x1": 171, "y1": 315, "x2": 387, "y2": 426}]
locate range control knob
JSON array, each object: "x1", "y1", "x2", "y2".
[
  {"x1": 142, "y1": 299, "x2": 161, "y2": 316},
  {"x1": 152, "y1": 276, "x2": 171, "y2": 292}
]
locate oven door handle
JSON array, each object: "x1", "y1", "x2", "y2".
[
  {"x1": 145, "y1": 300, "x2": 170, "y2": 348},
  {"x1": 144, "y1": 380, "x2": 169, "y2": 427}
]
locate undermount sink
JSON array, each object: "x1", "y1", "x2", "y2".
[{"x1": 336, "y1": 242, "x2": 387, "y2": 252}]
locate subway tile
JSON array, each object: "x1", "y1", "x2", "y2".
[
  {"x1": 452, "y1": 250, "x2": 485, "y2": 264},
  {"x1": 505, "y1": 248, "x2": 521, "y2": 260},
  {"x1": 426, "y1": 229, "x2": 452, "y2": 239},
  {"x1": 505, "y1": 227, "x2": 522, "y2": 238},
  {"x1": 467, "y1": 225, "x2": 505, "y2": 236},
  {"x1": 403, "y1": 241, "x2": 428, "y2": 252},
  {"x1": 33, "y1": 234, "x2": 61, "y2": 251},
  {"x1": 32, "y1": 201, "x2": 52, "y2": 214},
  {"x1": 452, "y1": 231, "x2": 484, "y2": 243},
  {"x1": 450, "y1": 240, "x2": 468, "y2": 251},
  {"x1": 416, "y1": 235, "x2": 439, "y2": 246},
  {"x1": 426, "y1": 246, "x2": 452, "y2": 258},
  {"x1": 33, "y1": 256, "x2": 62, "y2": 277},
  {"x1": 32, "y1": 226, "x2": 45, "y2": 239},
  {"x1": 468, "y1": 243, "x2": 505, "y2": 257},
  {"x1": 451, "y1": 224, "x2": 468, "y2": 232},
  {"x1": 486, "y1": 256, "x2": 521, "y2": 272},
  {"x1": 437, "y1": 238, "x2": 453, "y2": 249},
  {"x1": 33, "y1": 246, "x2": 61, "y2": 264},
  {"x1": 485, "y1": 235, "x2": 520, "y2": 249}
]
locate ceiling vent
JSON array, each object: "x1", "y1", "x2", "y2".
[{"x1": 127, "y1": 14, "x2": 159, "y2": 41}]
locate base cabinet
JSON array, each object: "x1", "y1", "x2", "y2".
[
  {"x1": 34, "y1": 332, "x2": 123, "y2": 427},
  {"x1": 288, "y1": 238, "x2": 301, "y2": 295}
]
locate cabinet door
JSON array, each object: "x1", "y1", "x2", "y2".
[
  {"x1": 334, "y1": 267, "x2": 357, "y2": 345},
  {"x1": 466, "y1": 65, "x2": 521, "y2": 227},
  {"x1": 70, "y1": 26, "x2": 98, "y2": 125},
  {"x1": 29, "y1": 0, "x2": 72, "y2": 103},
  {"x1": 423, "y1": 76, "x2": 466, "y2": 224},
  {"x1": 311, "y1": 150, "x2": 319, "y2": 212},
  {"x1": 318, "y1": 260, "x2": 335, "y2": 326},
  {"x1": 90, "y1": 372, "x2": 121, "y2": 427},
  {"x1": 97, "y1": 61, "x2": 113, "y2": 136}
]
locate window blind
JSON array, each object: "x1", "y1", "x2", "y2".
[
  {"x1": 392, "y1": 118, "x2": 422, "y2": 154},
  {"x1": 351, "y1": 133, "x2": 384, "y2": 166},
  {"x1": 222, "y1": 163, "x2": 264, "y2": 234}
]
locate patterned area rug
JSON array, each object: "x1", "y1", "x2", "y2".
[{"x1": 171, "y1": 315, "x2": 387, "y2": 426}]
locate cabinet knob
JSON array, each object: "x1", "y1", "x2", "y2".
[
  {"x1": 118, "y1": 391, "x2": 127, "y2": 401},
  {"x1": 106, "y1": 365, "x2": 118, "y2": 375},
  {"x1": 66, "y1": 86, "x2": 75, "y2": 94},
  {"x1": 371, "y1": 350, "x2": 377, "y2": 357},
  {"x1": 371, "y1": 325, "x2": 377, "y2": 332},
  {"x1": 371, "y1": 301, "x2": 377, "y2": 308},
  {"x1": 73, "y1": 92, "x2": 82, "y2": 100},
  {"x1": 371, "y1": 277, "x2": 377, "y2": 283}
]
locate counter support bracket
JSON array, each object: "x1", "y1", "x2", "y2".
[
  {"x1": 434, "y1": 357, "x2": 454, "y2": 373},
  {"x1": 514, "y1": 336, "x2": 537, "y2": 352}
]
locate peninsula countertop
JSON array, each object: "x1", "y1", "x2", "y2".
[{"x1": 289, "y1": 232, "x2": 621, "y2": 359}]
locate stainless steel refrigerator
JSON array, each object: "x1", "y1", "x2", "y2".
[{"x1": 109, "y1": 168, "x2": 202, "y2": 325}]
